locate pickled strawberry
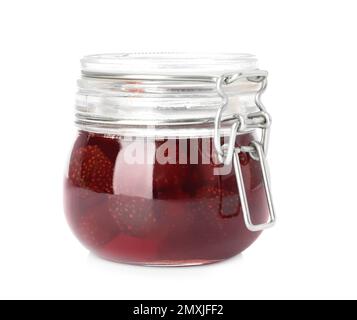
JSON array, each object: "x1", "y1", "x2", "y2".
[
  {"x1": 74, "y1": 203, "x2": 118, "y2": 248},
  {"x1": 153, "y1": 164, "x2": 192, "y2": 198},
  {"x1": 69, "y1": 145, "x2": 114, "y2": 194},
  {"x1": 195, "y1": 186, "x2": 240, "y2": 218},
  {"x1": 108, "y1": 194, "x2": 161, "y2": 237}
]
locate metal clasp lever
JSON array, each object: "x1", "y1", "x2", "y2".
[{"x1": 233, "y1": 141, "x2": 276, "y2": 232}]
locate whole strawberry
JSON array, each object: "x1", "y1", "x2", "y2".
[
  {"x1": 69, "y1": 145, "x2": 114, "y2": 194},
  {"x1": 75, "y1": 202, "x2": 119, "y2": 249},
  {"x1": 108, "y1": 194, "x2": 161, "y2": 238}
]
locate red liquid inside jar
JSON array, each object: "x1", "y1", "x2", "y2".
[{"x1": 64, "y1": 131, "x2": 269, "y2": 265}]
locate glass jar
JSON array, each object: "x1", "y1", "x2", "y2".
[{"x1": 64, "y1": 53, "x2": 276, "y2": 266}]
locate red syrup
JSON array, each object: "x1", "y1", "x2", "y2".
[{"x1": 64, "y1": 131, "x2": 269, "y2": 265}]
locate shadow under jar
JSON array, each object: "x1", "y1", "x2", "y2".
[{"x1": 64, "y1": 53, "x2": 276, "y2": 266}]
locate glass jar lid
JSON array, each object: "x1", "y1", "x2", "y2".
[{"x1": 76, "y1": 53, "x2": 266, "y2": 137}]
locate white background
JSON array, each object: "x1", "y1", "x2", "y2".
[{"x1": 0, "y1": 0, "x2": 356, "y2": 300}]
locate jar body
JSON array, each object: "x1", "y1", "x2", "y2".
[{"x1": 64, "y1": 130, "x2": 269, "y2": 265}]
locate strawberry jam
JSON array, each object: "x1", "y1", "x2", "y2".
[{"x1": 64, "y1": 131, "x2": 269, "y2": 265}]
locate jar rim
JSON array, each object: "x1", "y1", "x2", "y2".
[{"x1": 81, "y1": 52, "x2": 258, "y2": 78}]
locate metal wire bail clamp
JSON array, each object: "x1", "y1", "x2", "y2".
[{"x1": 214, "y1": 71, "x2": 276, "y2": 232}]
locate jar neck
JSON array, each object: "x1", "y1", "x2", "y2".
[{"x1": 75, "y1": 74, "x2": 262, "y2": 137}]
